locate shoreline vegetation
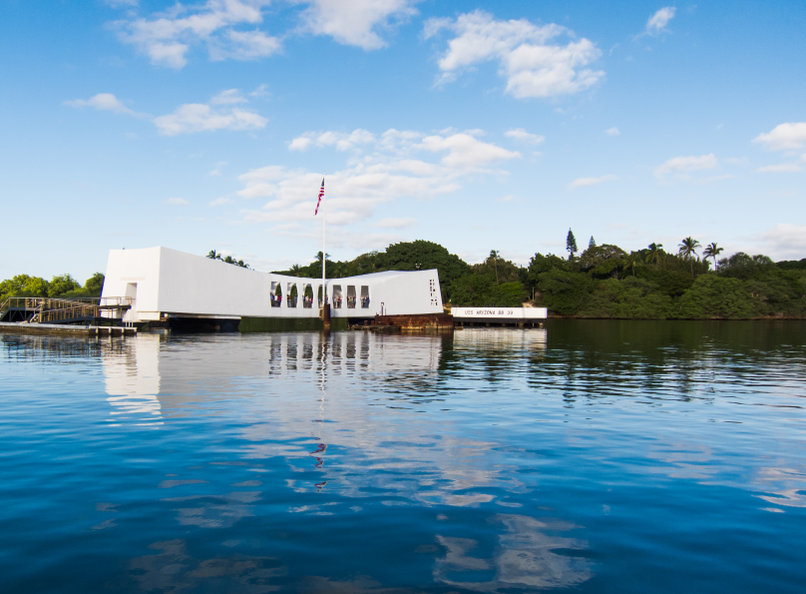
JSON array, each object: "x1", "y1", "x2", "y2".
[
  {"x1": 275, "y1": 236, "x2": 806, "y2": 320},
  {"x1": 3, "y1": 236, "x2": 805, "y2": 320}
]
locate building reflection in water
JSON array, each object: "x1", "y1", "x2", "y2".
[
  {"x1": 103, "y1": 333, "x2": 163, "y2": 425},
  {"x1": 97, "y1": 329, "x2": 594, "y2": 590}
]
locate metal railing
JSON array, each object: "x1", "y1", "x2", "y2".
[{"x1": 0, "y1": 296, "x2": 132, "y2": 324}]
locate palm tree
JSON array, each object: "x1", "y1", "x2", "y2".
[
  {"x1": 647, "y1": 243, "x2": 664, "y2": 268},
  {"x1": 678, "y1": 237, "x2": 701, "y2": 277},
  {"x1": 489, "y1": 250, "x2": 500, "y2": 283},
  {"x1": 702, "y1": 242, "x2": 724, "y2": 271}
]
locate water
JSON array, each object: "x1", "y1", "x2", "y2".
[{"x1": 1, "y1": 321, "x2": 805, "y2": 593}]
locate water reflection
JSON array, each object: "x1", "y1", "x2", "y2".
[
  {"x1": 3, "y1": 322, "x2": 806, "y2": 591},
  {"x1": 129, "y1": 539, "x2": 284, "y2": 594},
  {"x1": 435, "y1": 515, "x2": 590, "y2": 591},
  {"x1": 104, "y1": 333, "x2": 163, "y2": 424}
]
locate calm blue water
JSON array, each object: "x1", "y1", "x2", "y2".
[{"x1": 1, "y1": 321, "x2": 805, "y2": 593}]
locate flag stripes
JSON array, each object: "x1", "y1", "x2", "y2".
[{"x1": 314, "y1": 178, "x2": 324, "y2": 215}]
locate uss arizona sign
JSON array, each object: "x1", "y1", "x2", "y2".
[{"x1": 451, "y1": 307, "x2": 547, "y2": 327}]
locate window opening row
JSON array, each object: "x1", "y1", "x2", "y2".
[{"x1": 270, "y1": 282, "x2": 370, "y2": 309}]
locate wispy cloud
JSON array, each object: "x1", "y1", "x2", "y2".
[
  {"x1": 605, "y1": 126, "x2": 621, "y2": 136},
  {"x1": 759, "y1": 224, "x2": 806, "y2": 260},
  {"x1": 64, "y1": 92, "x2": 145, "y2": 117},
  {"x1": 645, "y1": 7, "x2": 676, "y2": 35},
  {"x1": 166, "y1": 197, "x2": 190, "y2": 206},
  {"x1": 297, "y1": 0, "x2": 419, "y2": 50},
  {"x1": 288, "y1": 129, "x2": 376, "y2": 152},
  {"x1": 505, "y1": 128, "x2": 545, "y2": 144},
  {"x1": 419, "y1": 132, "x2": 521, "y2": 168},
  {"x1": 155, "y1": 103, "x2": 266, "y2": 135},
  {"x1": 238, "y1": 127, "x2": 522, "y2": 234},
  {"x1": 756, "y1": 163, "x2": 802, "y2": 174},
  {"x1": 208, "y1": 161, "x2": 228, "y2": 176},
  {"x1": 569, "y1": 174, "x2": 618, "y2": 189},
  {"x1": 654, "y1": 153, "x2": 717, "y2": 180},
  {"x1": 290, "y1": 128, "x2": 520, "y2": 169},
  {"x1": 425, "y1": 10, "x2": 604, "y2": 99},
  {"x1": 112, "y1": 0, "x2": 279, "y2": 69},
  {"x1": 753, "y1": 122, "x2": 806, "y2": 151},
  {"x1": 68, "y1": 89, "x2": 267, "y2": 136},
  {"x1": 110, "y1": 0, "x2": 418, "y2": 69}
]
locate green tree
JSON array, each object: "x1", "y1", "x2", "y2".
[
  {"x1": 580, "y1": 277, "x2": 673, "y2": 319},
  {"x1": 678, "y1": 237, "x2": 701, "y2": 277},
  {"x1": 537, "y1": 269, "x2": 594, "y2": 316},
  {"x1": 48, "y1": 274, "x2": 80, "y2": 297},
  {"x1": 566, "y1": 229, "x2": 578, "y2": 260},
  {"x1": 677, "y1": 275, "x2": 758, "y2": 318},
  {"x1": 379, "y1": 240, "x2": 471, "y2": 302},
  {"x1": 578, "y1": 244, "x2": 628, "y2": 279},
  {"x1": 489, "y1": 250, "x2": 500, "y2": 283},
  {"x1": 83, "y1": 273, "x2": 105, "y2": 297},
  {"x1": 702, "y1": 242, "x2": 724, "y2": 270},
  {"x1": 207, "y1": 250, "x2": 248, "y2": 268},
  {"x1": 646, "y1": 243, "x2": 665, "y2": 268},
  {"x1": 0, "y1": 274, "x2": 49, "y2": 301}
]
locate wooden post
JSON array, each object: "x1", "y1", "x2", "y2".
[{"x1": 321, "y1": 303, "x2": 331, "y2": 332}]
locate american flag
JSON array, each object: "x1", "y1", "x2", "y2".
[{"x1": 314, "y1": 178, "x2": 325, "y2": 215}]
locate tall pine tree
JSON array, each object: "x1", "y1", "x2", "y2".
[{"x1": 566, "y1": 229, "x2": 578, "y2": 260}]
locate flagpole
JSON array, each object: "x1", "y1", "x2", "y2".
[
  {"x1": 316, "y1": 175, "x2": 330, "y2": 330},
  {"x1": 322, "y1": 183, "x2": 326, "y2": 303}
]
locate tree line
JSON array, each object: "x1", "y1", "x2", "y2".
[
  {"x1": 0, "y1": 273, "x2": 105, "y2": 304},
  {"x1": 3, "y1": 236, "x2": 804, "y2": 319},
  {"x1": 277, "y1": 235, "x2": 806, "y2": 319}
]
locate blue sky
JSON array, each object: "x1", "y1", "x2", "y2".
[{"x1": 2, "y1": 0, "x2": 805, "y2": 282}]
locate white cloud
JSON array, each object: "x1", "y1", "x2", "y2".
[
  {"x1": 68, "y1": 89, "x2": 266, "y2": 136},
  {"x1": 211, "y1": 89, "x2": 248, "y2": 105},
  {"x1": 419, "y1": 132, "x2": 521, "y2": 168},
  {"x1": 209, "y1": 196, "x2": 233, "y2": 206},
  {"x1": 297, "y1": 0, "x2": 418, "y2": 49},
  {"x1": 753, "y1": 122, "x2": 806, "y2": 151},
  {"x1": 569, "y1": 174, "x2": 618, "y2": 189},
  {"x1": 654, "y1": 153, "x2": 718, "y2": 179},
  {"x1": 646, "y1": 7, "x2": 676, "y2": 34},
  {"x1": 505, "y1": 128, "x2": 545, "y2": 144},
  {"x1": 154, "y1": 91, "x2": 268, "y2": 135},
  {"x1": 236, "y1": 126, "x2": 519, "y2": 232},
  {"x1": 756, "y1": 162, "x2": 803, "y2": 174},
  {"x1": 210, "y1": 29, "x2": 281, "y2": 61},
  {"x1": 208, "y1": 161, "x2": 228, "y2": 176},
  {"x1": 65, "y1": 92, "x2": 144, "y2": 117},
  {"x1": 758, "y1": 224, "x2": 806, "y2": 260},
  {"x1": 166, "y1": 197, "x2": 190, "y2": 206},
  {"x1": 605, "y1": 127, "x2": 621, "y2": 136},
  {"x1": 425, "y1": 10, "x2": 604, "y2": 99},
  {"x1": 113, "y1": 0, "x2": 278, "y2": 69},
  {"x1": 288, "y1": 129, "x2": 376, "y2": 152},
  {"x1": 250, "y1": 83, "x2": 270, "y2": 98}
]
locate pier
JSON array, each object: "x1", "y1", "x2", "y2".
[
  {"x1": 450, "y1": 307, "x2": 548, "y2": 328},
  {"x1": 0, "y1": 296, "x2": 135, "y2": 337}
]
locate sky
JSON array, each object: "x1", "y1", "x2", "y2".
[{"x1": 2, "y1": 0, "x2": 805, "y2": 282}]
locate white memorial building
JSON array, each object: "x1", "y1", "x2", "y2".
[{"x1": 101, "y1": 247, "x2": 444, "y2": 329}]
